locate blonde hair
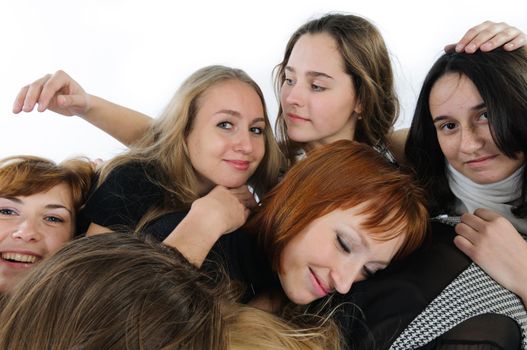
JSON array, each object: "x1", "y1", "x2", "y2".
[
  {"x1": 226, "y1": 303, "x2": 341, "y2": 350},
  {"x1": 97, "y1": 65, "x2": 282, "y2": 231}
]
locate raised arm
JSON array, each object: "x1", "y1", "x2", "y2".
[
  {"x1": 454, "y1": 208, "x2": 527, "y2": 307},
  {"x1": 13, "y1": 70, "x2": 152, "y2": 146},
  {"x1": 446, "y1": 20, "x2": 526, "y2": 53}
]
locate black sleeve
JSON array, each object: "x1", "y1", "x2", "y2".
[
  {"x1": 421, "y1": 314, "x2": 522, "y2": 350},
  {"x1": 80, "y1": 162, "x2": 163, "y2": 231},
  {"x1": 204, "y1": 229, "x2": 277, "y2": 303}
]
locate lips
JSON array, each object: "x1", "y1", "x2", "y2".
[
  {"x1": 225, "y1": 159, "x2": 251, "y2": 171},
  {"x1": 286, "y1": 113, "x2": 310, "y2": 123},
  {"x1": 465, "y1": 154, "x2": 498, "y2": 167},
  {"x1": 309, "y1": 268, "x2": 331, "y2": 297}
]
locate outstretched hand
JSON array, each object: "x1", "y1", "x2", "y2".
[{"x1": 13, "y1": 70, "x2": 90, "y2": 117}]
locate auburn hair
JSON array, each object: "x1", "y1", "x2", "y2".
[{"x1": 250, "y1": 140, "x2": 428, "y2": 271}]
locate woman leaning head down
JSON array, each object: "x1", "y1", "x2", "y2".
[{"x1": 249, "y1": 140, "x2": 429, "y2": 306}]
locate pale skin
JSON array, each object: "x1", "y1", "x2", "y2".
[{"x1": 455, "y1": 208, "x2": 527, "y2": 306}]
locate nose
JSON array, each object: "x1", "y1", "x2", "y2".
[
  {"x1": 11, "y1": 218, "x2": 41, "y2": 242},
  {"x1": 460, "y1": 126, "x2": 485, "y2": 154},
  {"x1": 233, "y1": 129, "x2": 254, "y2": 154},
  {"x1": 330, "y1": 262, "x2": 363, "y2": 294},
  {"x1": 283, "y1": 82, "x2": 305, "y2": 107}
]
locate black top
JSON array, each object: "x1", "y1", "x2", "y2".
[{"x1": 80, "y1": 162, "x2": 165, "y2": 233}]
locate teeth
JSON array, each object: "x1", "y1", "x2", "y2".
[{"x1": 1, "y1": 252, "x2": 37, "y2": 263}]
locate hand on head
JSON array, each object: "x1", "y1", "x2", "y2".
[{"x1": 446, "y1": 21, "x2": 526, "y2": 53}]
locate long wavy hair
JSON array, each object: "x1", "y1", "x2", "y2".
[
  {"x1": 274, "y1": 13, "x2": 399, "y2": 165},
  {"x1": 97, "y1": 65, "x2": 283, "y2": 231}
]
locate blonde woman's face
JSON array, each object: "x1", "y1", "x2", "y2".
[
  {"x1": 280, "y1": 33, "x2": 362, "y2": 149},
  {"x1": 187, "y1": 80, "x2": 266, "y2": 193},
  {"x1": 0, "y1": 183, "x2": 74, "y2": 293}
]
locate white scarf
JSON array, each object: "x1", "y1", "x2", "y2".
[{"x1": 447, "y1": 163, "x2": 527, "y2": 235}]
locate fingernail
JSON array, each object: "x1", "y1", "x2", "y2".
[
  {"x1": 455, "y1": 43, "x2": 464, "y2": 52},
  {"x1": 506, "y1": 43, "x2": 515, "y2": 50},
  {"x1": 467, "y1": 43, "x2": 476, "y2": 52}
]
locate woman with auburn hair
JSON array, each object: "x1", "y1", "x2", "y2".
[
  {"x1": 0, "y1": 156, "x2": 93, "y2": 295},
  {"x1": 0, "y1": 233, "x2": 341, "y2": 350}
]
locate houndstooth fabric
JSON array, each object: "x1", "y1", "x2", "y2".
[{"x1": 389, "y1": 262, "x2": 527, "y2": 350}]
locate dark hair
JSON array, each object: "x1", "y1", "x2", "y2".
[
  {"x1": 405, "y1": 48, "x2": 527, "y2": 217},
  {"x1": 273, "y1": 13, "x2": 399, "y2": 163}
]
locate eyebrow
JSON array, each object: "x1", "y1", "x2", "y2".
[
  {"x1": 214, "y1": 109, "x2": 266, "y2": 124},
  {"x1": 2, "y1": 197, "x2": 72, "y2": 215},
  {"x1": 432, "y1": 102, "x2": 486, "y2": 124},
  {"x1": 285, "y1": 66, "x2": 334, "y2": 80}
]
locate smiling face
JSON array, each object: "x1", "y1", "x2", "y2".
[
  {"x1": 278, "y1": 205, "x2": 404, "y2": 305},
  {"x1": 186, "y1": 79, "x2": 266, "y2": 193},
  {"x1": 280, "y1": 33, "x2": 362, "y2": 149},
  {"x1": 430, "y1": 73, "x2": 524, "y2": 184},
  {"x1": 0, "y1": 183, "x2": 74, "y2": 293}
]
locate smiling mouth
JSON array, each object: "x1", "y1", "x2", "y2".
[
  {"x1": 1, "y1": 252, "x2": 39, "y2": 264},
  {"x1": 309, "y1": 268, "x2": 331, "y2": 296}
]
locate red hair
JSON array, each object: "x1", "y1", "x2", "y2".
[{"x1": 249, "y1": 140, "x2": 428, "y2": 271}]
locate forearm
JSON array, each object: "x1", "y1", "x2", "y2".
[
  {"x1": 81, "y1": 95, "x2": 153, "y2": 146},
  {"x1": 162, "y1": 212, "x2": 224, "y2": 268}
]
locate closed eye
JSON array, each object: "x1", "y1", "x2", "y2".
[{"x1": 336, "y1": 233, "x2": 351, "y2": 253}]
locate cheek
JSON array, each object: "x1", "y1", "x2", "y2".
[
  {"x1": 437, "y1": 136, "x2": 458, "y2": 162},
  {"x1": 44, "y1": 230, "x2": 73, "y2": 257}
]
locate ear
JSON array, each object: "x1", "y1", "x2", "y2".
[{"x1": 353, "y1": 100, "x2": 363, "y2": 115}]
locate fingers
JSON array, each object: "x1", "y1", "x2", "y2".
[
  {"x1": 36, "y1": 70, "x2": 72, "y2": 111},
  {"x1": 454, "y1": 21, "x2": 525, "y2": 53},
  {"x1": 453, "y1": 234, "x2": 476, "y2": 258}
]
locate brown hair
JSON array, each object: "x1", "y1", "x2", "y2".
[
  {"x1": 0, "y1": 155, "x2": 94, "y2": 220},
  {"x1": 0, "y1": 233, "x2": 230, "y2": 349},
  {"x1": 0, "y1": 233, "x2": 340, "y2": 350},
  {"x1": 274, "y1": 13, "x2": 399, "y2": 164},
  {"x1": 251, "y1": 140, "x2": 428, "y2": 271}
]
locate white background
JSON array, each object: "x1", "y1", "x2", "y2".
[{"x1": 0, "y1": 0, "x2": 525, "y2": 162}]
